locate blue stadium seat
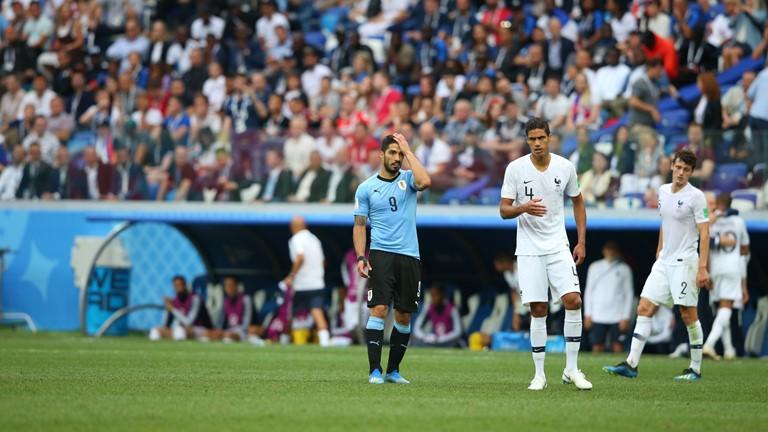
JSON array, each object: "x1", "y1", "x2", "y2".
[
  {"x1": 303, "y1": 32, "x2": 326, "y2": 51},
  {"x1": 438, "y1": 176, "x2": 490, "y2": 204},
  {"x1": 712, "y1": 163, "x2": 749, "y2": 193},
  {"x1": 478, "y1": 187, "x2": 501, "y2": 205},
  {"x1": 67, "y1": 131, "x2": 96, "y2": 155},
  {"x1": 731, "y1": 188, "x2": 759, "y2": 207}
]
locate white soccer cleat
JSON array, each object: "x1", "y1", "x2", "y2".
[
  {"x1": 702, "y1": 345, "x2": 721, "y2": 361},
  {"x1": 723, "y1": 349, "x2": 737, "y2": 361},
  {"x1": 148, "y1": 328, "x2": 161, "y2": 341},
  {"x1": 562, "y1": 369, "x2": 593, "y2": 390},
  {"x1": 527, "y1": 375, "x2": 547, "y2": 391}
]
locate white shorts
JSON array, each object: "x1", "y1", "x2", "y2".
[
  {"x1": 517, "y1": 249, "x2": 580, "y2": 305},
  {"x1": 710, "y1": 273, "x2": 742, "y2": 303},
  {"x1": 640, "y1": 259, "x2": 699, "y2": 308}
]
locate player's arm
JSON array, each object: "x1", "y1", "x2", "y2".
[
  {"x1": 499, "y1": 198, "x2": 546, "y2": 219},
  {"x1": 655, "y1": 226, "x2": 664, "y2": 259},
  {"x1": 697, "y1": 221, "x2": 710, "y2": 289},
  {"x1": 284, "y1": 254, "x2": 304, "y2": 285},
  {"x1": 570, "y1": 193, "x2": 586, "y2": 265},
  {"x1": 353, "y1": 215, "x2": 372, "y2": 278},
  {"x1": 393, "y1": 133, "x2": 431, "y2": 190}
]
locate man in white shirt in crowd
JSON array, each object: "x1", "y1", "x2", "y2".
[
  {"x1": 594, "y1": 48, "x2": 630, "y2": 110},
  {"x1": 283, "y1": 216, "x2": 330, "y2": 347},
  {"x1": 190, "y1": 4, "x2": 225, "y2": 42},
  {"x1": 22, "y1": 115, "x2": 59, "y2": 164},
  {"x1": 283, "y1": 117, "x2": 316, "y2": 180},
  {"x1": 605, "y1": 149, "x2": 710, "y2": 382},
  {"x1": 301, "y1": 47, "x2": 332, "y2": 100},
  {"x1": 415, "y1": 122, "x2": 452, "y2": 178},
  {"x1": 584, "y1": 241, "x2": 634, "y2": 353},
  {"x1": 256, "y1": 0, "x2": 289, "y2": 51},
  {"x1": 17, "y1": 75, "x2": 56, "y2": 120},
  {"x1": 535, "y1": 77, "x2": 570, "y2": 131},
  {"x1": 106, "y1": 18, "x2": 149, "y2": 71},
  {"x1": 0, "y1": 145, "x2": 25, "y2": 200}
]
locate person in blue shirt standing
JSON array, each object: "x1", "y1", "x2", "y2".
[{"x1": 353, "y1": 133, "x2": 431, "y2": 385}]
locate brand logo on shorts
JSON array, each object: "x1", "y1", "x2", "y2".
[
  {"x1": 398, "y1": 180, "x2": 407, "y2": 191},
  {"x1": 367, "y1": 290, "x2": 373, "y2": 301}
]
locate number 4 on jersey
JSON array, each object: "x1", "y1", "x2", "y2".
[{"x1": 525, "y1": 186, "x2": 534, "y2": 200}]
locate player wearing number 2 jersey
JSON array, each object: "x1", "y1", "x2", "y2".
[
  {"x1": 353, "y1": 133, "x2": 430, "y2": 385},
  {"x1": 604, "y1": 149, "x2": 711, "y2": 382},
  {"x1": 500, "y1": 117, "x2": 592, "y2": 391}
]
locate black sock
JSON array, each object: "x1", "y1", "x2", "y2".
[
  {"x1": 366, "y1": 328, "x2": 384, "y2": 374},
  {"x1": 386, "y1": 327, "x2": 411, "y2": 374}
]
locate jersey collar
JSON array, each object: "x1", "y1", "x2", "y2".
[{"x1": 377, "y1": 171, "x2": 401, "y2": 183}]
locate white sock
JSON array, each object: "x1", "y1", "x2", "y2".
[
  {"x1": 530, "y1": 316, "x2": 547, "y2": 378},
  {"x1": 721, "y1": 319, "x2": 735, "y2": 354},
  {"x1": 318, "y1": 329, "x2": 330, "y2": 347},
  {"x1": 172, "y1": 326, "x2": 187, "y2": 341},
  {"x1": 627, "y1": 316, "x2": 652, "y2": 368},
  {"x1": 149, "y1": 328, "x2": 161, "y2": 341},
  {"x1": 704, "y1": 308, "x2": 732, "y2": 349},
  {"x1": 688, "y1": 321, "x2": 704, "y2": 374},
  {"x1": 564, "y1": 309, "x2": 582, "y2": 372}
]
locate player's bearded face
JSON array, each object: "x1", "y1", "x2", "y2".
[{"x1": 382, "y1": 147, "x2": 403, "y2": 174}]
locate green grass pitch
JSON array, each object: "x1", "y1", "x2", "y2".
[{"x1": 1, "y1": 331, "x2": 766, "y2": 432}]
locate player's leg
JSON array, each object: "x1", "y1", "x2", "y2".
[
  {"x1": 385, "y1": 255, "x2": 420, "y2": 384},
  {"x1": 365, "y1": 251, "x2": 395, "y2": 383},
  {"x1": 518, "y1": 255, "x2": 549, "y2": 390},
  {"x1": 308, "y1": 290, "x2": 331, "y2": 347},
  {"x1": 609, "y1": 324, "x2": 625, "y2": 354},
  {"x1": 590, "y1": 323, "x2": 607, "y2": 353},
  {"x1": 704, "y1": 299, "x2": 733, "y2": 360},
  {"x1": 150, "y1": 326, "x2": 171, "y2": 341},
  {"x1": 673, "y1": 261, "x2": 704, "y2": 381}
]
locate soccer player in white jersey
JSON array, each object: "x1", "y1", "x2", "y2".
[
  {"x1": 702, "y1": 192, "x2": 750, "y2": 360},
  {"x1": 500, "y1": 117, "x2": 592, "y2": 391},
  {"x1": 604, "y1": 149, "x2": 710, "y2": 382}
]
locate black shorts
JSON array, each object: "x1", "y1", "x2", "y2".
[
  {"x1": 293, "y1": 289, "x2": 325, "y2": 313},
  {"x1": 367, "y1": 250, "x2": 421, "y2": 313},
  {"x1": 590, "y1": 323, "x2": 625, "y2": 347}
]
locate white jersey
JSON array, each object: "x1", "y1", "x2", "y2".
[
  {"x1": 584, "y1": 258, "x2": 634, "y2": 324},
  {"x1": 288, "y1": 229, "x2": 326, "y2": 291},
  {"x1": 657, "y1": 183, "x2": 708, "y2": 264},
  {"x1": 709, "y1": 214, "x2": 749, "y2": 277},
  {"x1": 501, "y1": 154, "x2": 580, "y2": 256}
]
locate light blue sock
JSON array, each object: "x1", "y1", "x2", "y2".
[
  {"x1": 366, "y1": 316, "x2": 385, "y2": 331},
  {"x1": 394, "y1": 321, "x2": 411, "y2": 334}
]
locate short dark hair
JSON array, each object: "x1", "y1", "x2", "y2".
[
  {"x1": 172, "y1": 275, "x2": 186, "y2": 285},
  {"x1": 525, "y1": 117, "x2": 551, "y2": 137},
  {"x1": 381, "y1": 134, "x2": 398, "y2": 150},
  {"x1": 646, "y1": 57, "x2": 663, "y2": 68},
  {"x1": 672, "y1": 149, "x2": 697, "y2": 169},
  {"x1": 717, "y1": 192, "x2": 732, "y2": 208}
]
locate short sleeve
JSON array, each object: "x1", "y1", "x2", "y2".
[
  {"x1": 739, "y1": 219, "x2": 750, "y2": 246},
  {"x1": 565, "y1": 161, "x2": 580, "y2": 197},
  {"x1": 693, "y1": 191, "x2": 708, "y2": 224},
  {"x1": 353, "y1": 183, "x2": 369, "y2": 217},
  {"x1": 405, "y1": 170, "x2": 419, "y2": 192},
  {"x1": 500, "y1": 163, "x2": 516, "y2": 200}
]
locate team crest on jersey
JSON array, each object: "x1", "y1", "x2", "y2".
[
  {"x1": 677, "y1": 200, "x2": 684, "y2": 208},
  {"x1": 554, "y1": 177, "x2": 562, "y2": 191},
  {"x1": 398, "y1": 180, "x2": 407, "y2": 191}
]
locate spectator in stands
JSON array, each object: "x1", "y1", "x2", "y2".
[
  {"x1": 348, "y1": 121, "x2": 379, "y2": 169},
  {"x1": 311, "y1": 77, "x2": 341, "y2": 121},
  {"x1": 291, "y1": 150, "x2": 330, "y2": 203},
  {"x1": 605, "y1": 0, "x2": 637, "y2": 44},
  {"x1": 45, "y1": 146, "x2": 72, "y2": 200},
  {"x1": 163, "y1": 96, "x2": 191, "y2": 148},
  {"x1": 452, "y1": 128, "x2": 492, "y2": 187},
  {"x1": 157, "y1": 146, "x2": 196, "y2": 202},
  {"x1": 565, "y1": 72, "x2": 600, "y2": 131},
  {"x1": 21, "y1": 0, "x2": 52, "y2": 62},
  {"x1": 16, "y1": 141, "x2": 51, "y2": 200},
  {"x1": 723, "y1": 72, "x2": 755, "y2": 161},
  {"x1": 324, "y1": 148, "x2": 358, "y2": 204},
  {"x1": 544, "y1": 17, "x2": 575, "y2": 77},
  {"x1": 284, "y1": 116, "x2": 316, "y2": 180},
  {"x1": 106, "y1": 18, "x2": 148, "y2": 71},
  {"x1": 257, "y1": 149, "x2": 293, "y2": 203},
  {"x1": 639, "y1": 0, "x2": 671, "y2": 40},
  {"x1": 0, "y1": 74, "x2": 23, "y2": 127},
  {"x1": 149, "y1": 275, "x2": 213, "y2": 341},
  {"x1": 79, "y1": 90, "x2": 120, "y2": 134},
  {"x1": 284, "y1": 215, "x2": 330, "y2": 347},
  {"x1": 670, "y1": 0, "x2": 707, "y2": 86},
  {"x1": 144, "y1": 21, "x2": 171, "y2": 67},
  {"x1": 316, "y1": 118, "x2": 346, "y2": 169},
  {"x1": 47, "y1": 96, "x2": 74, "y2": 143},
  {"x1": 167, "y1": 26, "x2": 200, "y2": 74},
  {"x1": 18, "y1": 75, "x2": 55, "y2": 119},
  {"x1": 22, "y1": 115, "x2": 59, "y2": 164},
  {"x1": 570, "y1": 126, "x2": 595, "y2": 174},
  {"x1": 66, "y1": 71, "x2": 94, "y2": 122},
  {"x1": 114, "y1": 146, "x2": 147, "y2": 201},
  {"x1": 676, "y1": 123, "x2": 715, "y2": 188},
  {"x1": 584, "y1": 241, "x2": 634, "y2": 353},
  {"x1": 721, "y1": 0, "x2": 765, "y2": 70},
  {"x1": 415, "y1": 121, "x2": 451, "y2": 178},
  {"x1": 634, "y1": 132, "x2": 663, "y2": 182},
  {"x1": 516, "y1": 43, "x2": 548, "y2": 101},
  {"x1": 747, "y1": 66, "x2": 768, "y2": 165},
  {"x1": 595, "y1": 48, "x2": 630, "y2": 118},
  {"x1": 443, "y1": 99, "x2": 482, "y2": 147},
  {"x1": 671, "y1": 72, "x2": 723, "y2": 143},
  {"x1": 628, "y1": 57, "x2": 662, "y2": 140},
  {"x1": 256, "y1": 0, "x2": 289, "y2": 51},
  {"x1": 301, "y1": 47, "x2": 332, "y2": 100},
  {"x1": 641, "y1": 31, "x2": 678, "y2": 82},
  {"x1": 648, "y1": 154, "x2": 672, "y2": 197},
  {"x1": 0, "y1": 144, "x2": 23, "y2": 200},
  {"x1": 413, "y1": 283, "x2": 462, "y2": 348},
  {"x1": 264, "y1": 93, "x2": 289, "y2": 137},
  {"x1": 71, "y1": 146, "x2": 115, "y2": 201},
  {"x1": 579, "y1": 151, "x2": 618, "y2": 207},
  {"x1": 535, "y1": 76, "x2": 569, "y2": 131}
]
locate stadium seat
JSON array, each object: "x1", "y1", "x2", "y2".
[
  {"x1": 614, "y1": 192, "x2": 645, "y2": 210},
  {"x1": 438, "y1": 176, "x2": 490, "y2": 204},
  {"x1": 67, "y1": 131, "x2": 96, "y2": 155},
  {"x1": 731, "y1": 188, "x2": 763, "y2": 211},
  {"x1": 303, "y1": 32, "x2": 326, "y2": 50},
  {"x1": 711, "y1": 163, "x2": 749, "y2": 193},
  {"x1": 478, "y1": 187, "x2": 501, "y2": 205},
  {"x1": 751, "y1": 163, "x2": 766, "y2": 187}
]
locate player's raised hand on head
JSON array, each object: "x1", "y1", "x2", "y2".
[
  {"x1": 572, "y1": 243, "x2": 586, "y2": 265},
  {"x1": 392, "y1": 133, "x2": 412, "y2": 154},
  {"x1": 357, "y1": 258, "x2": 372, "y2": 279},
  {"x1": 524, "y1": 198, "x2": 547, "y2": 217}
]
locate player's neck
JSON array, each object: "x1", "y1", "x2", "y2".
[
  {"x1": 378, "y1": 168, "x2": 399, "y2": 181},
  {"x1": 530, "y1": 152, "x2": 551, "y2": 171},
  {"x1": 670, "y1": 181, "x2": 688, "y2": 193}
]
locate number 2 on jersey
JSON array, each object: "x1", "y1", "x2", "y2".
[{"x1": 389, "y1": 196, "x2": 398, "y2": 212}]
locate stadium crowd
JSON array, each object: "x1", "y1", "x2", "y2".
[{"x1": 0, "y1": 0, "x2": 766, "y2": 208}]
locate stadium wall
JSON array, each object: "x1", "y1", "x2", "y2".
[{"x1": 2, "y1": 202, "x2": 767, "y2": 331}]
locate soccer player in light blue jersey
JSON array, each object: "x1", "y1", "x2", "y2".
[{"x1": 353, "y1": 133, "x2": 431, "y2": 384}]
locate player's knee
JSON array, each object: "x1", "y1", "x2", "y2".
[
  {"x1": 563, "y1": 294, "x2": 582, "y2": 310},
  {"x1": 394, "y1": 311, "x2": 412, "y2": 325},
  {"x1": 636, "y1": 300, "x2": 655, "y2": 317},
  {"x1": 370, "y1": 305, "x2": 388, "y2": 318},
  {"x1": 530, "y1": 302, "x2": 548, "y2": 317},
  {"x1": 679, "y1": 307, "x2": 698, "y2": 325}
]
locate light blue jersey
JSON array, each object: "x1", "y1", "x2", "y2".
[{"x1": 354, "y1": 170, "x2": 420, "y2": 260}]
